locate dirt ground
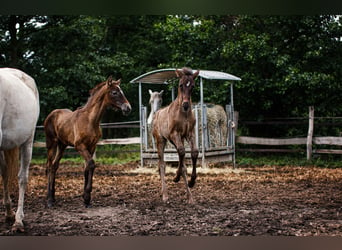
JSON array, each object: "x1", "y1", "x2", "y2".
[{"x1": 1, "y1": 161, "x2": 342, "y2": 236}]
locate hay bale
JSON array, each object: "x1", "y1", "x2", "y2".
[{"x1": 194, "y1": 104, "x2": 228, "y2": 148}]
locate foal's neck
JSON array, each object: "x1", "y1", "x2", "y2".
[{"x1": 79, "y1": 86, "x2": 108, "y2": 125}]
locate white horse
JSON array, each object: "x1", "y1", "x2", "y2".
[
  {"x1": 0, "y1": 68, "x2": 39, "y2": 232},
  {"x1": 147, "y1": 89, "x2": 163, "y2": 125}
]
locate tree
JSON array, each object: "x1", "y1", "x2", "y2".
[
  {"x1": 221, "y1": 16, "x2": 342, "y2": 115},
  {"x1": 1, "y1": 15, "x2": 341, "y2": 138},
  {"x1": 0, "y1": 15, "x2": 47, "y2": 68}
]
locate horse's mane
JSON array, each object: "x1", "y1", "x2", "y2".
[
  {"x1": 77, "y1": 81, "x2": 107, "y2": 110},
  {"x1": 89, "y1": 81, "x2": 107, "y2": 96}
]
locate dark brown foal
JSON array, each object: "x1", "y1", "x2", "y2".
[{"x1": 44, "y1": 77, "x2": 131, "y2": 207}]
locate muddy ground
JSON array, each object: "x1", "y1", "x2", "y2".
[{"x1": 1, "y1": 161, "x2": 342, "y2": 236}]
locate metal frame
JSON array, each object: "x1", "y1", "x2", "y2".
[{"x1": 130, "y1": 68, "x2": 241, "y2": 167}]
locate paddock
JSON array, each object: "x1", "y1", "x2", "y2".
[
  {"x1": 1, "y1": 161, "x2": 341, "y2": 236},
  {"x1": 130, "y1": 68, "x2": 241, "y2": 167}
]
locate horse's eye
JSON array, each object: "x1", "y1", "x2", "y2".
[{"x1": 111, "y1": 91, "x2": 118, "y2": 96}]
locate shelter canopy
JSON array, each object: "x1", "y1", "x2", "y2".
[{"x1": 130, "y1": 68, "x2": 241, "y2": 84}]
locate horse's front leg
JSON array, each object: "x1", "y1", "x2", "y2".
[
  {"x1": 171, "y1": 134, "x2": 194, "y2": 203},
  {"x1": 187, "y1": 130, "x2": 198, "y2": 188},
  {"x1": 76, "y1": 144, "x2": 96, "y2": 207},
  {"x1": 170, "y1": 134, "x2": 184, "y2": 183}
]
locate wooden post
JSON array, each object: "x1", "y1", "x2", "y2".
[
  {"x1": 307, "y1": 106, "x2": 314, "y2": 160},
  {"x1": 234, "y1": 111, "x2": 239, "y2": 134}
]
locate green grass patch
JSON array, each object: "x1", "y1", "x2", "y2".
[
  {"x1": 31, "y1": 143, "x2": 342, "y2": 168},
  {"x1": 31, "y1": 144, "x2": 140, "y2": 165},
  {"x1": 236, "y1": 151, "x2": 342, "y2": 168}
]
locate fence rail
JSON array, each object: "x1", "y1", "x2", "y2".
[
  {"x1": 237, "y1": 136, "x2": 342, "y2": 147},
  {"x1": 33, "y1": 110, "x2": 342, "y2": 160},
  {"x1": 33, "y1": 121, "x2": 141, "y2": 157},
  {"x1": 236, "y1": 106, "x2": 342, "y2": 159},
  {"x1": 33, "y1": 137, "x2": 141, "y2": 148},
  {"x1": 236, "y1": 137, "x2": 306, "y2": 146}
]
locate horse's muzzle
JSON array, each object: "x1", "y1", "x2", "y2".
[{"x1": 121, "y1": 103, "x2": 132, "y2": 116}]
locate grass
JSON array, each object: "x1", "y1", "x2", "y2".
[
  {"x1": 31, "y1": 143, "x2": 342, "y2": 168},
  {"x1": 31, "y1": 144, "x2": 140, "y2": 165},
  {"x1": 236, "y1": 151, "x2": 342, "y2": 168}
]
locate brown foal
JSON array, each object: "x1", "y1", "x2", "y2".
[
  {"x1": 44, "y1": 76, "x2": 131, "y2": 207},
  {"x1": 152, "y1": 67, "x2": 199, "y2": 203}
]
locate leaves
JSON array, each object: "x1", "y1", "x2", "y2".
[{"x1": 0, "y1": 15, "x2": 341, "y2": 136}]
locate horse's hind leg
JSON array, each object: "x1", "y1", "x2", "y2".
[
  {"x1": 0, "y1": 150, "x2": 16, "y2": 223},
  {"x1": 46, "y1": 142, "x2": 66, "y2": 207},
  {"x1": 11, "y1": 136, "x2": 34, "y2": 232},
  {"x1": 155, "y1": 136, "x2": 168, "y2": 202},
  {"x1": 76, "y1": 144, "x2": 96, "y2": 207}
]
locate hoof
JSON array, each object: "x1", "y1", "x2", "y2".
[
  {"x1": 173, "y1": 175, "x2": 180, "y2": 183},
  {"x1": 188, "y1": 179, "x2": 196, "y2": 188},
  {"x1": 47, "y1": 201, "x2": 55, "y2": 208},
  {"x1": 11, "y1": 222, "x2": 25, "y2": 233},
  {"x1": 83, "y1": 193, "x2": 91, "y2": 207},
  {"x1": 162, "y1": 195, "x2": 169, "y2": 203},
  {"x1": 84, "y1": 203, "x2": 92, "y2": 208}
]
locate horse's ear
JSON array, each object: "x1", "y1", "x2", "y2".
[
  {"x1": 149, "y1": 89, "x2": 153, "y2": 95},
  {"x1": 159, "y1": 90, "x2": 164, "y2": 95},
  {"x1": 115, "y1": 79, "x2": 121, "y2": 85},
  {"x1": 175, "y1": 69, "x2": 184, "y2": 78},
  {"x1": 193, "y1": 70, "x2": 200, "y2": 80},
  {"x1": 107, "y1": 76, "x2": 113, "y2": 86}
]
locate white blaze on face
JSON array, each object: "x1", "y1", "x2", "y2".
[
  {"x1": 186, "y1": 81, "x2": 190, "y2": 87},
  {"x1": 118, "y1": 86, "x2": 124, "y2": 96}
]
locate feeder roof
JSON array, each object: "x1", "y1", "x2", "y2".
[{"x1": 130, "y1": 68, "x2": 241, "y2": 84}]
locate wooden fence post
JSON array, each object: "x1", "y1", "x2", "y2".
[
  {"x1": 234, "y1": 111, "x2": 239, "y2": 134},
  {"x1": 307, "y1": 106, "x2": 314, "y2": 160}
]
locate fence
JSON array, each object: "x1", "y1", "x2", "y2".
[
  {"x1": 33, "y1": 107, "x2": 342, "y2": 161},
  {"x1": 236, "y1": 106, "x2": 342, "y2": 160},
  {"x1": 33, "y1": 121, "x2": 141, "y2": 157}
]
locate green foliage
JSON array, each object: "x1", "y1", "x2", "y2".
[
  {"x1": 221, "y1": 15, "x2": 342, "y2": 120},
  {"x1": 1, "y1": 15, "x2": 341, "y2": 138}
]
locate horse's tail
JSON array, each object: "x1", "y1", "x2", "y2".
[
  {"x1": 43, "y1": 112, "x2": 57, "y2": 150},
  {"x1": 43, "y1": 112, "x2": 58, "y2": 176},
  {"x1": 4, "y1": 147, "x2": 19, "y2": 194}
]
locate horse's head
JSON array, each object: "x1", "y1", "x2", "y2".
[
  {"x1": 175, "y1": 68, "x2": 199, "y2": 112},
  {"x1": 106, "y1": 76, "x2": 132, "y2": 116},
  {"x1": 149, "y1": 89, "x2": 163, "y2": 114}
]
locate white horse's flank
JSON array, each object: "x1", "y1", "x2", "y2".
[
  {"x1": 147, "y1": 89, "x2": 163, "y2": 125},
  {"x1": 0, "y1": 68, "x2": 39, "y2": 232}
]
